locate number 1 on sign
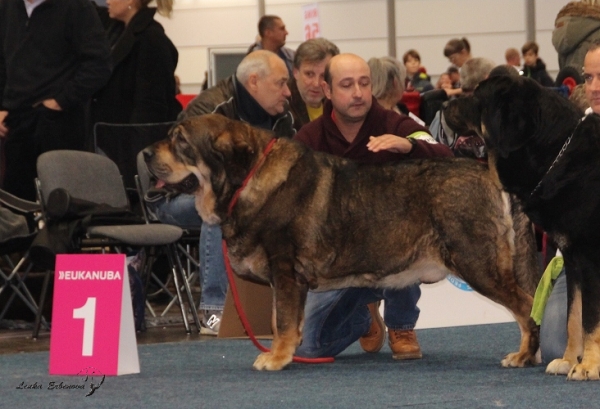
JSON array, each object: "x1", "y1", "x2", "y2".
[{"x1": 73, "y1": 297, "x2": 96, "y2": 356}]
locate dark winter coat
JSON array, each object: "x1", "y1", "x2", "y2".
[
  {"x1": 91, "y1": 7, "x2": 181, "y2": 125},
  {"x1": 522, "y1": 58, "x2": 555, "y2": 87}
]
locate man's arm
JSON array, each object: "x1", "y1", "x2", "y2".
[{"x1": 53, "y1": 0, "x2": 111, "y2": 111}]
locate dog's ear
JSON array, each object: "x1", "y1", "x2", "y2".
[
  {"x1": 478, "y1": 76, "x2": 539, "y2": 158},
  {"x1": 213, "y1": 121, "x2": 258, "y2": 185},
  {"x1": 169, "y1": 123, "x2": 196, "y2": 165}
]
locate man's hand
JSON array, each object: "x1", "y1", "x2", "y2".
[
  {"x1": 42, "y1": 99, "x2": 62, "y2": 111},
  {"x1": 367, "y1": 134, "x2": 413, "y2": 154},
  {"x1": 0, "y1": 111, "x2": 8, "y2": 138}
]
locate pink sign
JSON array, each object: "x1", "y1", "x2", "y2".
[
  {"x1": 302, "y1": 3, "x2": 321, "y2": 40},
  {"x1": 49, "y1": 254, "x2": 139, "y2": 376}
]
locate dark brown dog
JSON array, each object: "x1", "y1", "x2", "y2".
[
  {"x1": 445, "y1": 75, "x2": 600, "y2": 381},
  {"x1": 144, "y1": 113, "x2": 541, "y2": 371}
]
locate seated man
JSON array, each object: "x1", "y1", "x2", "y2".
[
  {"x1": 293, "y1": 53, "x2": 453, "y2": 360},
  {"x1": 146, "y1": 50, "x2": 295, "y2": 334}
]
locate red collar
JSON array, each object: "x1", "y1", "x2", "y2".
[{"x1": 227, "y1": 138, "x2": 277, "y2": 216}]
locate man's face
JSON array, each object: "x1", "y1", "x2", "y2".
[
  {"x1": 523, "y1": 50, "x2": 537, "y2": 67},
  {"x1": 293, "y1": 56, "x2": 331, "y2": 108},
  {"x1": 324, "y1": 55, "x2": 372, "y2": 124},
  {"x1": 266, "y1": 18, "x2": 288, "y2": 48},
  {"x1": 584, "y1": 48, "x2": 600, "y2": 114},
  {"x1": 252, "y1": 57, "x2": 291, "y2": 116}
]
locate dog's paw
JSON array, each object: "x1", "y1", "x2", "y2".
[
  {"x1": 252, "y1": 352, "x2": 292, "y2": 371},
  {"x1": 545, "y1": 358, "x2": 573, "y2": 375},
  {"x1": 501, "y1": 351, "x2": 536, "y2": 367},
  {"x1": 567, "y1": 363, "x2": 600, "y2": 381}
]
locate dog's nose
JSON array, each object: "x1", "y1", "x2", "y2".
[{"x1": 143, "y1": 148, "x2": 154, "y2": 163}]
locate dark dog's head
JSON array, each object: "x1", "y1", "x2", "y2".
[
  {"x1": 144, "y1": 114, "x2": 271, "y2": 224},
  {"x1": 444, "y1": 76, "x2": 546, "y2": 158},
  {"x1": 444, "y1": 75, "x2": 581, "y2": 159}
]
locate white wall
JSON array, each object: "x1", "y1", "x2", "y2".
[{"x1": 156, "y1": 0, "x2": 569, "y2": 94}]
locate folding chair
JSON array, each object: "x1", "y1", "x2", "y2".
[
  {"x1": 134, "y1": 150, "x2": 201, "y2": 321},
  {"x1": 0, "y1": 188, "x2": 49, "y2": 331},
  {"x1": 35, "y1": 150, "x2": 201, "y2": 334}
]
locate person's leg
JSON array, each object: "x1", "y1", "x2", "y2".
[
  {"x1": 295, "y1": 287, "x2": 380, "y2": 358},
  {"x1": 540, "y1": 269, "x2": 568, "y2": 364},
  {"x1": 149, "y1": 194, "x2": 227, "y2": 331},
  {"x1": 383, "y1": 284, "x2": 423, "y2": 359},
  {"x1": 3, "y1": 110, "x2": 39, "y2": 201},
  {"x1": 198, "y1": 221, "x2": 227, "y2": 311},
  {"x1": 382, "y1": 284, "x2": 421, "y2": 330},
  {"x1": 149, "y1": 193, "x2": 203, "y2": 227}
]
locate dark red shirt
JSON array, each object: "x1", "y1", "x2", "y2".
[{"x1": 294, "y1": 98, "x2": 453, "y2": 164}]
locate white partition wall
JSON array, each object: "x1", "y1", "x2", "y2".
[{"x1": 157, "y1": 0, "x2": 571, "y2": 93}]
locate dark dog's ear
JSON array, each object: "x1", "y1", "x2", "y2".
[{"x1": 477, "y1": 76, "x2": 539, "y2": 158}]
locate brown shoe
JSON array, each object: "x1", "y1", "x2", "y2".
[
  {"x1": 359, "y1": 302, "x2": 386, "y2": 353},
  {"x1": 388, "y1": 329, "x2": 422, "y2": 360}
]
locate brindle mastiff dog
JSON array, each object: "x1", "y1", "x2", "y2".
[
  {"x1": 144, "y1": 113, "x2": 541, "y2": 371},
  {"x1": 444, "y1": 75, "x2": 600, "y2": 381}
]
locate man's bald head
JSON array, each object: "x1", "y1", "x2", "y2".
[{"x1": 324, "y1": 53, "x2": 371, "y2": 88}]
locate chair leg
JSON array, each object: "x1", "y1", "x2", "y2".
[
  {"x1": 173, "y1": 244, "x2": 201, "y2": 333},
  {"x1": 166, "y1": 245, "x2": 190, "y2": 333},
  {"x1": 32, "y1": 269, "x2": 52, "y2": 339}
]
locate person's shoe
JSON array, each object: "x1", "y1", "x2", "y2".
[
  {"x1": 200, "y1": 310, "x2": 222, "y2": 336},
  {"x1": 359, "y1": 302, "x2": 386, "y2": 353},
  {"x1": 388, "y1": 329, "x2": 422, "y2": 360}
]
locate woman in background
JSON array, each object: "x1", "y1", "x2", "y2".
[{"x1": 92, "y1": 0, "x2": 181, "y2": 125}]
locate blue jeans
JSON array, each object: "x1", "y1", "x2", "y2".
[
  {"x1": 540, "y1": 269, "x2": 567, "y2": 363},
  {"x1": 149, "y1": 193, "x2": 227, "y2": 311},
  {"x1": 295, "y1": 285, "x2": 421, "y2": 358}
]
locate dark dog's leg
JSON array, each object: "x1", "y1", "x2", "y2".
[
  {"x1": 564, "y1": 253, "x2": 600, "y2": 380},
  {"x1": 545, "y1": 266, "x2": 583, "y2": 376},
  {"x1": 253, "y1": 253, "x2": 307, "y2": 371}
]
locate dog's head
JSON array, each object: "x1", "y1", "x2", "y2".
[
  {"x1": 144, "y1": 114, "x2": 271, "y2": 224},
  {"x1": 445, "y1": 75, "x2": 550, "y2": 159}
]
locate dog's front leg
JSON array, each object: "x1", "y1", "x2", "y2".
[
  {"x1": 566, "y1": 268, "x2": 600, "y2": 380},
  {"x1": 253, "y1": 267, "x2": 307, "y2": 371},
  {"x1": 546, "y1": 273, "x2": 583, "y2": 376}
]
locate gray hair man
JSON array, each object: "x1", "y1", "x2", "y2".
[{"x1": 148, "y1": 50, "x2": 295, "y2": 334}]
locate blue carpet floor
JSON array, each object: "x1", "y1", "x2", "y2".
[{"x1": 1, "y1": 323, "x2": 597, "y2": 408}]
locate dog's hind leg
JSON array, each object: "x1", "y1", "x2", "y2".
[
  {"x1": 253, "y1": 254, "x2": 307, "y2": 371},
  {"x1": 457, "y1": 231, "x2": 539, "y2": 367}
]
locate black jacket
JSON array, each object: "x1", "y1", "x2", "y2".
[
  {"x1": 523, "y1": 58, "x2": 555, "y2": 87},
  {"x1": 0, "y1": 0, "x2": 111, "y2": 111},
  {"x1": 287, "y1": 77, "x2": 313, "y2": 133},
  {"x1": 180, "y1": 75, "x2": 295, "y2": 138},
  {"x1": 91, "y1": 7, "x2": 181, "y2": 125}
]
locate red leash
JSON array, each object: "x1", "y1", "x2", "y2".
[{"x1": 222, "y1": 138, "x2": 334, "y2": 364}]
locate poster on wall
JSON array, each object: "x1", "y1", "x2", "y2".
[{"x1": 302, "y1": 3, "x2": 321, "y2": 40}]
